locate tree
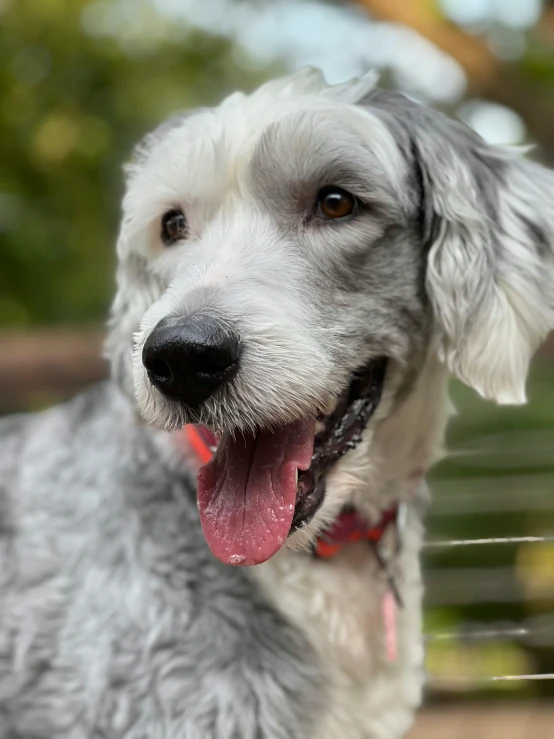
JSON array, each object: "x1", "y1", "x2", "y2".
[
  {"x1": 355, "y1": 0, "x2": 554, "y2": 162},
  {"x1": 0, "y1": 0, "x2": 277, "y2": 327}
]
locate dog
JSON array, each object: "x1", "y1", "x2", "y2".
[{"x1": 0, "y1": 67, "x2": 553, "y2": 739}]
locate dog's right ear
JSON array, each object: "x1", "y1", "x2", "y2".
[{"x1": 368, "y1": 91, "x2": 554, "y2": 405}]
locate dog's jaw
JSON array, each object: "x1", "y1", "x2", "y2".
[
  {"x1": 247, "y1": 352, "x2": 450, "y2": 738},
  {"x1": 177, "y1": 357, "x2": 388, "y2": 567},
  {"x1": 285, "y1": 351, "x2": 450, "y2": 554},
  {"x1": 290, "y1": 357, "x2": 388, "y2": 534}
]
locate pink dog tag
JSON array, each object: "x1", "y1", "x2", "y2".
[{"x1": 382, "y1": 589, "x2": 397, "y2": 663}]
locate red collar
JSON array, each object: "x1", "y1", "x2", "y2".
[
  {"x1": 185, "y1": 424, "x2": 218, "y2": 465},
  {"x1": 312, "y1": 507, "x2": 398, "y2": 559},
  {"x1": 183, "y1": 425, "x2": 397, "y2": 560}
]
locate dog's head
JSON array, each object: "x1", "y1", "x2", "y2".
[{"x1": 107, "y1": 68, "x2": 554, "y2": 566}]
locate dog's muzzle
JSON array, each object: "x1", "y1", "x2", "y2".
[
  {"x1": 142, "y1": 313, "x2": 388, "y2": 570},
  {"x1": 142, "y1": 314, "x2": 241, "y2": 408}
]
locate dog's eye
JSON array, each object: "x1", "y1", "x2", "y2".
[
  {"x1": 316, "y1": 187, "x2": 357, "y2": 220},
  {"x1": 161, "y1": 209, "x2": 187, "y2": 246}
]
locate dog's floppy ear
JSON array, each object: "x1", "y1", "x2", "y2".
[{"x1": 369, "y1": 91, "x2": 554, "y2": 404}]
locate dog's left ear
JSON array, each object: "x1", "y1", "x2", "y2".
[{"x1": 369, "y1": 91, "x2": 554, "y2": 404}]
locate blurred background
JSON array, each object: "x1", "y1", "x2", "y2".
[{"x1": 1, "y1": 0, "x2": 554, "y2": 734}]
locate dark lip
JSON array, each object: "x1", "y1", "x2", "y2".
[{"x1": 289, "y1": 357, "x2": 388, "y2": 534}]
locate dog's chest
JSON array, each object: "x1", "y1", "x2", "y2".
[
  {"x1": 252, "y1": 542, "x2": 423, "y2": 739},
  {"x1": 254, "y1": 543, "x2": 388, "y2": 679}
]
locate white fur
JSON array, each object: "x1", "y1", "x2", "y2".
[
  {"x1": 424, "y1": 143, "x2": 554, "y2": 405},
  {"x1": 251, "y1": 355, "x2": 449, "y2": 739},
  {"x1": 104, "y1": 67, "x2": 554, "y2": 737}
]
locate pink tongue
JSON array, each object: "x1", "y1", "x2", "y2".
[{"x1": 197, "y1": 419, "x2": 315, "y2": 566}]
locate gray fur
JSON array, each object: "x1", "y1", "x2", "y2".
[
  {"x1": 0, "y1": 384, "x2": 321, "y2": 738},
  {"x1": 361, "y1": 90, "x2": 554, "y2": 403},
  {"x1": 365, "y1": 89, "x2": 506, "y2": 222},
  {"x1": 1, "y1": 68, "x2": 554, "y2": 738}
]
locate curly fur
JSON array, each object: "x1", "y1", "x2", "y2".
[{"x1": 1, "y1": 68, "x2": 553, "y2": 738}]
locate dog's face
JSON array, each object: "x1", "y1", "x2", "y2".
[{"x1": 107, "y1": 68, "x2": 554, "y2": 566}]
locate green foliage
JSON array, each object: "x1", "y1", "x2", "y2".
[{"x1": 0, "y1": 0, "x2": 277, "y2": 326}]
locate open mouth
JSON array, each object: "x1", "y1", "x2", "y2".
[{"x1": 197, "y1": 357, "x2": 387, "y2": 566}]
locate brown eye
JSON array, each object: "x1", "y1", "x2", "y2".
[
  {"x1": 161, "y1": 209, "x2": 187, "y2": 246},
  {"x1": 316, "y1": 187, "x2": 357, "y2": 220}
]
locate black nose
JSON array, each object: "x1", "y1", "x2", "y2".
[{"x1": 142, "y1": 315, "x2": 240, "y2": 407}]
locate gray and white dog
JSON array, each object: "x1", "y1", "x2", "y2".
[{"x1": 1, "y1": 68, "x2": 553, "y2": 739}]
